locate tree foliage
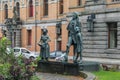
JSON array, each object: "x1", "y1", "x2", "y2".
[{"x1": 0, "y1": 37, "x2": 40, "y2": 80}]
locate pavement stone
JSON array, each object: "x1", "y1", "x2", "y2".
[{"x1": 36, "y1": 72, "x2": 84, "y2": 80}]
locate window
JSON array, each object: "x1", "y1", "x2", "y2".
[
  {"x1": 29, "y1": 0, "x2": 33, "y2": 17},
  {"x1": 43, "y1": 0, "x2": 48, "y2": 16},
  {"x1": 21, "y1": 49, "x2": 30, "y2": 53},
  {"x1": 108, "y1": 23, "x2": 117, "y2": 48},
  {"x1": 59, "y1": 0, "x2": 63, "y2": 14},
  {"x1": 4, "y1": 4, "x2": 8, "y2": 19},
  {"x1": 16, "y1": 2, "x2": 20, "y2": 17},
  {"x1": 78, "y1": 0, "x2": 82, "y2": 6},
  {"x1": 14, "y1": 49, "x2": 20, "y2": 52},
  {"x1": 27, "y1": 30, "x2": 32, "y2": 45}
]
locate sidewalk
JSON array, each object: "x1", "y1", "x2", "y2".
[{"x1": 36, "y1": 72, "x2": 84, "y2": 80}]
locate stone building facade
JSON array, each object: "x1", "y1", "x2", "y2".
[{"x1": 0, "y1": 0, "x2": 120, "y2": 62}]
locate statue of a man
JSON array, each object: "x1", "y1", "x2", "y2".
[
  {"x1": 65, "y1": 12, "x2": 83, "y2": 63},
  {"x1": 38, "y1": 28, "x2": 51, "y2": 61},
  {"x1": 12, "y1": 6, "x2": 19, "y2": 25}
]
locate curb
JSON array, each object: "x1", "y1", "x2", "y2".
[{"x1": 80, "y1": 71, "x2": 96, "y2": 80}]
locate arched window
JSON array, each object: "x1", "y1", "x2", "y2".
[
  {"x1": 59, "y1": 0, "x2": 63, "y2": 14},
  {"x1": 29, "y1": 0, "x2": 33, "y2": 17},
  {"x1": 4, "y1": 4, "x2": 8, "y2": 19},
  {"x1": 43, "y1": 0, "x2": 48, "y2": 16},
  {"x1": 16, "y1": 2, "x2": 20, "y2": 17}
]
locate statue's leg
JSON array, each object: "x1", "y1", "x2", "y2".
[
  {"x1": 79, "y1": 51, "x2": 82, "y2": 64},
  {"x1": 75, "y1": 52, "x2": 79, "y2": 62},
  {"x1": 65, "y1": 37, "x2": 72, "y2": 62},
  {"x1": 65, "y1": 45, "x2": 70, "y2": 62},
  {"x1": 73, "y1": 45, "x2": 77, "y2": 63}
]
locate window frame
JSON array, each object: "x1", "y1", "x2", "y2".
[
  {"x1": 27, "y1": 30, "x2": 32, "y2": 46},
  {"x1": 78, "y1": 0, "x2": 82, "y2": 6},
  {"x1": 4, "y1": 4, "x2": 8, "y2": 19},
  {"x1": 43, "y1": 0, "x2": 48, "y2": 16},
  {"x1": 59, "y1": 0, "x2": 63, "y2": 14},
  {"x1": 108, "y1": 23, "x2": 117, "y2": 48},
  {"x1": 29, "y1": 0, "x2": 33, "y2": 17}
]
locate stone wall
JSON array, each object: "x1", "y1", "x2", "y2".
[{"x1": 80, "y1": 1, "x2": 120, "y2": 60}]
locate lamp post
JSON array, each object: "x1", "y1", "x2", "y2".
[
  {"x1": 35, "y1": 19, "x2": 37, "y2": 53},
  {"x1": 87, "y1": 13, "x2": 95, "y2": 32},
  {"x1": 34, "y1": 1, "x2": 37, "y2": 53}
]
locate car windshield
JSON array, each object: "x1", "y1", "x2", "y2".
[
  {"x1": 14, "y1": 49, "x2": 20, "y2": 52},
  {"x1": 21, "y1": 49, "x2": 30, "y2": 53}
]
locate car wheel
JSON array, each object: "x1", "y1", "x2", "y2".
[{"x1": 29, "y1": 56, "x2": 35, "y2": 60}]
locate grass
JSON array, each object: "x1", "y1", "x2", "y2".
[{"x1": 93, "y1": 70, "x2": 120, "y2": 80}]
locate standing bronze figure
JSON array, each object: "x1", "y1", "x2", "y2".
[
  {"x1": 38, "y1": 28, "x2": 51, "y2": 61},
  {"x1": 65, "y1": 12, "x2": 83, "y2": 63}
]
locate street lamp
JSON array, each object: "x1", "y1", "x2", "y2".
[
  {"x1": 34, "y1": 1, "x2": 38, "y2": 53},
  {"x1": 87, "y1": 13, "x2": 95, "y2": 32}
]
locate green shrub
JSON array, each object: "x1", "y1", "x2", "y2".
[
  {"x1": 0, "y1": 37, "x2": 11, "y2": 63},
  {"x1": 0, "y1": 63, "x2": 11, "y2": 79},
  {"x1": 0, "y1": 37, "x2": 40, "y2": 80}
]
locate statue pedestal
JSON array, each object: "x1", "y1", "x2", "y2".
[
  {"x1": 37, "y1": 61, "x2": 79, "y2": 75},
  {"x1": 79, "y1": 61, "x2": 100, "y2": 72}
]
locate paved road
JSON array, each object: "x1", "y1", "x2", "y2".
[{"x1": 36, "y1": 72, "x2": 84, "y2": 80}]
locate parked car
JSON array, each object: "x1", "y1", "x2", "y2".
[
  {"x1": 13, "y1": 47, "x2": 39, "y2": 60},
  {"x1": 55, "y1": 53, "x2": 66, "y2": 62},
  {"x1": 49, "y1": 51, "x2": 64, "y2": 59}
]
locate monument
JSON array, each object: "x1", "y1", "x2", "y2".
[
  {"x1": 37, "y1": 13, "x2": 82, "y2": 75},
  {"x1": 38, "y1": 28, "x2": 50, "y2": 61},
  {"x1": 65, "y1": 12, "x2": 83, "y2": 63},
  {"x1": 4, "y1": 6, "x2": 22, "y2": 47},
  {"x1": 37, "y1": 12, "x2": 99, "y2": 75}
]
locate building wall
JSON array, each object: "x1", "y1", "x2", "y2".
[
  {"x1": 79, "y1": 0, "x2": 120, "y2": 60},
  {"x1": 0, "y1": 28, "x2": 2, "y2": 38},
  {"x1": 0, "y1": 0, "x2": 120, "y2": 59}
]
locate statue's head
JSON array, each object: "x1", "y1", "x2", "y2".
[
  {"x1": 42, "y1": 28, "x2": 48, "y2": 35},
  {"x1": 72, "y1": 12, "x2": 79, "y2": 20},
  {"x1": 75, "y1": 27, "x2": 80, "y2": 33}
]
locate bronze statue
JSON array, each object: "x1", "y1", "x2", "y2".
[
  {"x1": 38, "y1": 28, "x2": 51, "y2": 61},
  {"x1": 65, "y1": 12, "x2": 83, "y2": 63},
  {"x1": 12, "y1": 6, "x2": 19, "y2": 25}
]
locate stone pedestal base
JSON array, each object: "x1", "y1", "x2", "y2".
[
  {"x1": 37, "y1": 61, "x2": 100, "y2": 75},
  {"x1": 37, "y1": 61, "x2": 79, "y2": 75},
  {"x1": 79, "y1": 61, "x2": 100, "y2": 72}
]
